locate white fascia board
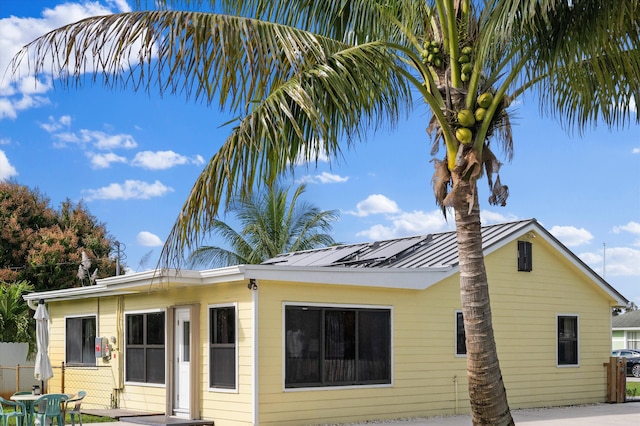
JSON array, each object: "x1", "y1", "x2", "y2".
[
  {"x1": 241, "y1": 264, "x2": 454, "y2": 290},
  {"x1": 25, "y1": 266, "x2": 247, "y2": 303}
]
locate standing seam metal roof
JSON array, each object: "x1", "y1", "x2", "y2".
[{"x1": 262, "y1": 219, "x2": 536, "y2": 269}]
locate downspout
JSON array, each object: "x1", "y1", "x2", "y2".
[
  {"x1": 251, "y1": 280, "x2": 259, "y2": 426},
  {"x1": 453, "y1": 375, "x2": 458, "y2": 414},
  {"x1": 27, "y1": 299, "x2": 40, "y2": 310}
]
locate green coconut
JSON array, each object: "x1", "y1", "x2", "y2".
[
  {"x1": 474, "y1": 108, "x2": 487, "y2": 122},
  {"x1": 457, "y1": 109, "x2": 476, "y2": 127},
  {"x1": 477, "y1": 92, "x2": 494, "y2": 108},
  {"x1": 456, "y1": 127, "x2": 473, "y2": 145}
]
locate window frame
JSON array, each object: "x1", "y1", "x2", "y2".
[
  {"x1": 455, "y1": 310, "x2": 466, "y2": 357},
  {"x1": 208, "y1": 303, "x2": 238, "y2": 393},
  {"x1": 557, "y1": 314, "x2": 579, "y2": 367},
  {"x1": 64, "y1": 314, "x2": 97, "y2": 367},
  {"x1": 517, "y1": 240, "x2": 533, "y2": 272},
  {"x1": 124, "y1": 309, "x2": 166, "y2": 386},
  {"x1": 282, "y1": 302, "x2": 393, "y2": 391}
]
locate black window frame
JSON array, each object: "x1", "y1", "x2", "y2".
[
  {"x1": 65, "y1": 315, "x2": 97, "y2": 367},
  {"x1": 209, "y1": 304, "x2": 237, "y2": 390},
  {"x1": 284, "y1": 304, "x2": 392, "y2": 389},
  {"x1": 557, "y1": 315, "x2": 579, "y2": 366},
  {"x1": 125, "y1": 311, "x2": 165, "y2": 384},
  {"x1": 455, "y1": 311, "x2": 466, "y2": 356},
  {"x1": 518, "y1": 240, "x2": 533, "y2": 272}
]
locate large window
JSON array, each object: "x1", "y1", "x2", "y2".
[
  {"x1": 557, "y1": 315, "x2": 578, "y2": 366},
  {"x1": 455, "y1": 311, "x2": 466, "y2": 356},
  {"x1": 285, "y1": 305, "x2": 391, "y2": 388},
  {"x1": 209, "y1": 305, "x2": 236, "y2": 389},
  {"x1": 125, "y1": 311, "x2": 165, "y2": 384},
  {"x1": 65, "y1": 316, "x2": 96, "y2": 366}
]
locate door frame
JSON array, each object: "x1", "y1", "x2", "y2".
[{"x1": 166, "y1": 304, "x2": 200, "y2": 419}]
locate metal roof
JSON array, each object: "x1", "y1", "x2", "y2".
[{"x1": 263, "y1": 219, "x2": 536, "y2": 269}]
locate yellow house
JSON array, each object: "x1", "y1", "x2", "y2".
[{"x1": 23, "y1": 219, "x2": 627, "y2": 426}]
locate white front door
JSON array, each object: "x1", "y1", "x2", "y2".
[{"x1": 174, "y1": 308, "x2": 190, "y2": 417}]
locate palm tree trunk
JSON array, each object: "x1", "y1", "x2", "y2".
[{"x1": 454, "y1": 181, "x2": 514, "y2": 426}]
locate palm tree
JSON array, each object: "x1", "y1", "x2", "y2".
[
  {"x1": 187, "y1": 181, "x2": 339, "y2": 267},
  {"x1": 10, "y1": 1, "x2": 639, "y2": 424},
  {"x1": 0, "y1": 280, "x2": 36, "y2": 358}
]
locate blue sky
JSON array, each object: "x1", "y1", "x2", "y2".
[{"x1": 1, "y1": 1, "x2": 639, "y2": 305}]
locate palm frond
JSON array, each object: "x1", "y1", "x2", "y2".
[{"x1": 161, "y1": 42, "x2": 412, "y2": 264}]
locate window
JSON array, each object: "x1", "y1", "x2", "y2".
[
  {"x1": 518, "y1": 241, "x2": 532, "y2": 271},
  {"x1": 285, "y1": 305, "x2": 391, "y2": 388},
  {"x1": 209, "y1": 305, "x2": 236, "y2": 389},
  {"x1": 455, "y1": 311, "x2": 466, "y2": 356},
  {"x1": 557, "y1": 315, "x2": 578, "y2": 365},
  {"x1": 65, "y1": 316, "x2": 96, "y2": 366},
  {"x1": 628, "y1": 332, "x2": 640, "y2": 350},
  {"x1": 125, "y1": 311, "x2": 165, "y2": 384}
]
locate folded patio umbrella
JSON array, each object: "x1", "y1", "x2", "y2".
[{"x1": 34, "y1": 301, "x2": 54, "y2": 382}]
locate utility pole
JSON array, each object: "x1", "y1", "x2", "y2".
[{"x1": 602, "y1": 243, "x2": 606, "y2": 279}]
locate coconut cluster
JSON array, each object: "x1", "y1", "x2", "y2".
[
  {"x1": 458, "y1": 46, "x2": 473, "y2": 82},
  {"x1": 420, "y1": 40, "x2": 443, "y2": 68},
  {"x1": 455, "y1": 92, "x2": 494, "y2": 145}
]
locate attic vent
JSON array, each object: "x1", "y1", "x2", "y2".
[{"x1": 517, "y1": 240, "x2": 532, "y2": 272}]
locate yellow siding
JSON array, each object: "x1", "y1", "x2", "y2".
[
  {"x1": 43, "y1": 232, "x2": 616, "y2": 425},
  {"x1": 254, "y1": 236, "x2": 614, "y2": 424}
]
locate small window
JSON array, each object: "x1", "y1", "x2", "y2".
[
  {"x1": 125, "y1": 311, "x2": 165, "y2": 384},
  {"x1": 518, "y1": 241, "x2": 533, "y2": 271},
  {"x1": 455, "y1": 311, "x2": 466, "y2": 356},
  {"x1": 209, "y1": 305, "x2": 236, "y2": 389},
  {"x1": 557, "y1": 315, "x2": 578, "y2": 365},
  {"x1": 65, "y1": 316, "x2": 96, "y2": 366}
]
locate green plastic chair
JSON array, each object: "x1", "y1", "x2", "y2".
[
  {"x1": 0, "y1": 396, "x2": 26, "y2": 426},
  {"x1": 32, "y1": 394, "x2": 68, "y2": 426},
  {"x1": 64, "y1": 391, "x2": 86, "y2": 426}
]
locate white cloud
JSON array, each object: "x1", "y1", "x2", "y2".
[
  {"x1": 579, "y1": 246, "x2": 640, "y2": 277},
  {"x1": 480, "y1": 210, "x2": 520, "y2": 225},
  {"x1": 613, "y1": 222, "x2": 640, "y2": 236},
  {"x1": 87, "y1": 152, "x2": 128, "y2": 169},
  {"x1": 293, "y1": 149, "x2": 330, "y2": 166},
  {"x1": 0, "y1": 94, "x2": 50, "y2": 120},
  {"x1": 348, "y1": 194, "x2": 400, "y2": 217},
  {"x1": 0, "y1": 138, "x2": 10, "y2": 145},
  {"x1": 83, "y1": 180, "x2": 173, "y2": 201},
  {"x1": 0, "y1": 1, "x2": 133, "y2": 120},
  {"x1": 136, "y1": 231, "x2": 163, "y2": 247},
  {"x1": 297, "y1": 171, "x2": 349, "y2": 184},
  {"x1": 40, "y1": 115, "x2": 71, "y2": 133},
  {"x1": 52, "y1": 129, "x2": 138, "y2": 150},
  {"x1": 0, "y1": 150, "x2": 18, "y2": 180},
  {"x1": 356, "y1": 210, "x2": 452, "y2": 240},
  {"x1": 549, "y1": 225, "x2": 593, "y2": 247},
  {"x1": 131, "y1": 150, "x2": 204, "y2": 170},
  {"x1": 633, "y1": 148, "x2": 640, "y2": 154}
]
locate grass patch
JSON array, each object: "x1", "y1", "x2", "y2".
[{"x1": 627, "y1": 381, "x2": 640, "y2": 397}]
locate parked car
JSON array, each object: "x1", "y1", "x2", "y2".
[{"x1": 611, "y1": 349, "x2": 640, "y2": 378}]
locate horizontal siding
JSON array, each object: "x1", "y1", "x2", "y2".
[
  {"x1": 255, "y1": 236, "x2": 614, "y2": 424},
  {"x1": 43, "y1": 230, "x2": 615, "y2": 425}
]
